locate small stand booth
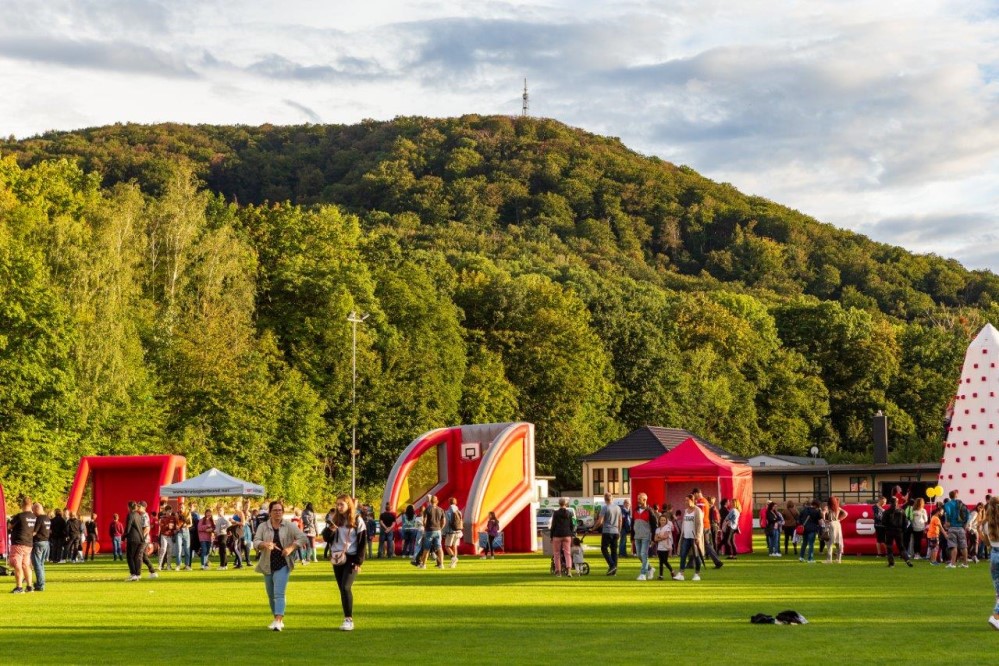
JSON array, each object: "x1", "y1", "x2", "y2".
[{"x1": 629, "y1": 437, "x2": 754, "y2": 553}]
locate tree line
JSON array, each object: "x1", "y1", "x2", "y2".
[{"x1": 1, "y1": 115, "x2": 991, "y2": 511}]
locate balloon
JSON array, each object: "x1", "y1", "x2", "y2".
[
  {"x1": 926, "y1": 487, "x2": 936, "y2": 498},
  {"x1": 934, "y1": 485, "x2": 945, "y2": 496}
]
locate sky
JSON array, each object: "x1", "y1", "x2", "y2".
[{"x1": 2, "y1": 0, "x2": 998, "y2": 270}]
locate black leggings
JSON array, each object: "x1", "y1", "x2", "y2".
[
  {"x1": 657, "y1": 550, "x2": 674, "y2": 577},
  {"x1": 333, "y1": 562, "x2": 358, "y2": 618},
  {"x1": 216, "y1": 535, "x2": 228, "y2": 567}
]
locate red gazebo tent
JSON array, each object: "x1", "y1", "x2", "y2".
[{"x1": 629, "y1": 437, "x2": 754, "y2": 553}]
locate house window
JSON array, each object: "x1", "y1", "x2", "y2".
[
  {"x1": 849, "y1": 476, "x2": 868, "y2": 492},
  {"x1": 607, "y1": 468, "x2": 619, "y2": 495},
  {"x1": 592, "y1": 468, "x2": 604, "y2": 495},
  {"x1": 622, "y1": 469, "x2": 630, "y2": 495},
  {"x1": 813, "y1": 476, "x2": 829, "y2": 501}
]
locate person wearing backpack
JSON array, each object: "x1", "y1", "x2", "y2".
[
  {"x1": 943, "y1": 490, "x2": 970, "y2": 568},
  {"x1": 882, "y1": 498, "x2": 913, "y2": 568},
  {"x1": 443, "y1": 497, "x2": 464, "y2": 569}
]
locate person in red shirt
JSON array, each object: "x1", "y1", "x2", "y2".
[
  {"x1": 109, "y1": 513, "x2": 124, "y2": 561},
  {"x1": 692, "y1": 488, "x2": 723, "y2": 569},
  {"x1": 157, "y1": 506, "x2": 178, "y2": 571}
]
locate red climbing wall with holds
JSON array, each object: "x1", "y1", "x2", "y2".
[{"x1": 938, "y1": 323, "x2": 999, "y2": 503}]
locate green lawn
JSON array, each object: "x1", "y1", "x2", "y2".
[{"x1": 1, "y1": 539, "x2": 995, "y2": 665}]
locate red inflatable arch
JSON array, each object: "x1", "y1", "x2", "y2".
[
  {"x1": 66, "y1": 455, "x2": 186, "y2": 553},
  {"x1": 382, "y1": 423, "x2": 536, "y2": 554}
]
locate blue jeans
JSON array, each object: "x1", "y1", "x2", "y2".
[
  {"x1": 32, "y1": 541, "x2": 49, "y2": 590},
  {"x1": 264, "y1": 565, "x2": 291, "y2": 617},
  {"x1": 402, "y1": 528, "x2": 418, "y2": 556},
  {"x1": 679, "y1": 537, "x2": 700, "y2": 572},
  {"x1": 175, "y1": 529, "x2": 191, "y2": 568},
  {"x1": 111, "y1": 536, "x2": 122, "y2": 560},
  {"x1": 766, "y1": 528, "x2": 780, "y2": 554},
  {"x1": 200, "y1": 540, "x2": 212, "y2": 567},
  {"x1": 991, "y1": 547, "x2": 999, "y2": 615},
  {"x1": 801, "y1": 531, "x2": 817, "y2": 560},
  {"x1": 619, "y1": 531, "x2": 629, "y2": 557},
  {"x1": 379, "y1": 530, "x2": 395, "y2": 558},
  {"x1": 635, "y1": 537, "x2": 650, "y2": 576}
]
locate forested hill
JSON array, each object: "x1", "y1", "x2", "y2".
[{"x1": 0, "y1": 115, "x2": 992, "y2": 507}]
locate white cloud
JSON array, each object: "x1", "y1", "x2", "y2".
[{"x1": 1, "y1": 1, "x2": 998, "y2": 271}]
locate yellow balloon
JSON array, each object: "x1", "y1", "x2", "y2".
[
  {"x1": 926, "y1": 487, "x2": 936, "y2": 498},
  {"x1": 934, "y1": 485, "x2": 945, "y2": 497}
]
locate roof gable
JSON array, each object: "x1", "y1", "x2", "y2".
[{"x1": 582, "y1": 426, "x2": 743, "y2": 463}]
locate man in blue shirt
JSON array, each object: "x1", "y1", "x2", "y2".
[{"x1": 942, "y1": 491, "x2": 969, "y2": 568}]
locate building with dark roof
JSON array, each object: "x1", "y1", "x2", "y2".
[{"x1": 580, "y1": 426, "x2": 743, "y2": 497}]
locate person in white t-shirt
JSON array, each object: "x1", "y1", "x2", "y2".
[{"x1": 676, "y1": 495, "x2": 704, "y2": 581}]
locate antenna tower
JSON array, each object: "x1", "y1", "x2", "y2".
[{"x1": 522, "y1": 78, "x2": 529, "y2": 117}]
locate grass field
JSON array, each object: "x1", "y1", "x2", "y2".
[{"x1": 1, "y1": 538, "x2": 995, "y2": 665}]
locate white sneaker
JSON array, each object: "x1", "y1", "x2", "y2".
[
  {"x1": 148, "y1": 572, "x2": 158, "y2": 579},
  {"x1": 480, "y1": 555, "x2": 487, "y2": 559},
  {"x1": 450, "y1": 557, "x2": 458, "y2": 569},
  {"x1": 637, "y1": 574, "x2": 646, "y2": 581},
  {"x1": 946, "y1": 564, "x2": 956, "y2": 569},
  {"x1": 340, "y1": 618, "x2": 354, "y2": 631},
  {"x1": 776, "y1": 553, "x2": 783, "y2": 558},
  {"x1": 989, "y1": 616, "x2": 999, "y2": 631},
  {"x1": 267, "y1": 620, "x2": 279, "y2": 631},
  {"x1": 126, "y1": 575, "x2": 137, "y2": 582},
  {"x1": 960, "y1": 564, "x2": 969, "y2": 568},
  {"x1": 692, "y1": 574, "x2": 701, "y2": 581},
  {"x1": 219, "y1": 566, "x2": 228, "y2": 570},
  {"x1": 673, "y1": 573, "x2": 684, "y2": 581},
  {"x1": 418, "y1": 564, "x2": 426, "y2": 569}
]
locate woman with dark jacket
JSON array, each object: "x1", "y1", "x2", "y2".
[
  {"x1": 550, "y1": 498, "x2": 575, "y2": 576},
  {"x1": 324, "y1": 494, "x2": 368, "y2": 631}
]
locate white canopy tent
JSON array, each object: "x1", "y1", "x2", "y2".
[{"x1": 160, "y1": 467, "x2": 265, "y2": 498}]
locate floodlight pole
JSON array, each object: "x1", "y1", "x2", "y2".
[{"x1": 348, "y1": 311, "x2": 368, "y2": 499}]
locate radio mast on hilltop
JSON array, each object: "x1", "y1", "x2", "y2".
[{"x1": 522, "y1": 78, "x2": 529, "y2": 117}]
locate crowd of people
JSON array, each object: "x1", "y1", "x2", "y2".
[{"x1": 9, "y1": 486, "x2": 999, "y2": 632}]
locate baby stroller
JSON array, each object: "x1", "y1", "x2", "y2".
[{"x1": 550, "y1": 529, "x2": 590, "y2": 576}]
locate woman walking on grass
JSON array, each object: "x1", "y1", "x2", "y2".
[
  {"x1": 253, "y1": 500, "x2": 308, "y2": 632},
  {"x1": 824, "y1": 497, "x2": 847, "y2": 564},
  {"x1": 982, "y1": 497, "x2": 999, "y2": 631},
  {"x1": 327, "y1": 494, "x2": 368, "y2": 631}
]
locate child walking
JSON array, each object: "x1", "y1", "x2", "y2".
[
  {"x1": 654, "y1": 514, "x2": 679, "y2": 580},
  {"x1": 927, "y1": 505, "x2": 945, "y2": 565}
]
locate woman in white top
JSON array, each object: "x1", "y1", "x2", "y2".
[
  {"x1": 909, "y1": 498, "x2": 928, "y2": 559},
  {"x1": 327, "y1": 494, "x2": 368, "y2": 631},
  {"x1": 824, "y1": 497, "x2": 847, "y2": 564},
  {"x1": 967, "y1": 504, "x2": 981, "y2": 563}
]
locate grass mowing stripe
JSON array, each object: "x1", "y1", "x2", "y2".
[{"x1": 0, "y1": 537, "x2": 994, "y2": 665}]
